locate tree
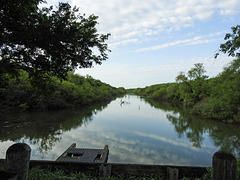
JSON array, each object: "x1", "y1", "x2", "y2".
[
  {"x1": 0, "y1": 0, "x2": 110, "y2": 85},
  {"x1": 175, "y1": 63, "x2": 208, "y2": 106},
  {"x1": 176, "y1": 63, "x2": 208, "y2": 83},
  {"x1": 215, "y1": 25, "x2": 240, "y2": 58},
  {"x1": 175, "y1": 71, "x2": 192, "y2": 90},
  {"x1": 187, "y1": 63, "x2": 207, "y2": 80}
]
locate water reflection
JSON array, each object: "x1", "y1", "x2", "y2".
[
  {"x1": 0, "y1": 95, "x2": 239, "y2": 166},
  {"x1": 146, "y1": 99, "x2": 240, "y2": 158},
  {"x1": 0, "y1": 103, "x2": 108, "y2": 156}
]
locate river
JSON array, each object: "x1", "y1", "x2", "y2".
[{"x1": 0, "y1": 95, "x2": 239, "y2": 166}]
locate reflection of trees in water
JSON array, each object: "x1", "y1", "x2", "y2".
[
  {"x1": 144, "y1": 98, "x2": 240, "y2": 158},
  {"x1": 0, "y1": 102, "x2": 109, "y2": 154},
  {"x1": 209, "y1": 124, "x2": 240, "y2": 158},
  {"x1": 167, "y1": 113, "x2": 205, "y2": 148},
  {"x1": 166, "y1": 112, "x2": 240, "y2": 158},
  {"x1": 28, "y1": 129, "x2": 62, "y2": 155}
]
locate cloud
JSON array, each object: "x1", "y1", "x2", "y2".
[
  {"x1": 134, "y1": 131, "x2": 194, "y2": 149},
  {"x1": 109, "y1": 39, "x2": 140, "y2": 49},
  {"x1": 136, "y1": 32, "x2": 225, "y2": 52},
  {"x1": 70, "y1": 0, "x2": 240, "y2": 47},
  {"x1": 33, "y1": 124, "x2": 211, "y2": 165},
  {"x1": 0, "y1": 141, "x2": 16, "y2": 158}
]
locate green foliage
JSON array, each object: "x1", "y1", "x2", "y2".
[
  {"x1": 0, "y1": 71, "x2": 125, "y2": 111},
  {"x1": 0, "y1": 0, "x2": 110, "y2": 87},
  {"x1": 215, "y1": 25, "x2": 240, "y2": 58},
  {"x1": 175, "y1": 63, "x2": 209, "y2": 106},
  {"x1": 134, "y1": 63, "x2": 209, "y2": 107},
  {"x1": 193, "y1": 58, "x2": 240, "y2": 122},
  {"x1": 131, "y1": 60, "x2": 240, "y2": 123}
]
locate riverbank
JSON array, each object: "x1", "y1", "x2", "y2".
[
  {"x1": 128, "y1": 58, "x2": 240, "y2": 123},
  {"x1": 0, "y1": 71, "x2": 126, "y2": 111}
]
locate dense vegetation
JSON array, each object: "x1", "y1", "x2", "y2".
[
  {"x1": 0, "y1": 71, "x2": 125, "y2": 111},
  {"x1": 129, "y1": 58, "x2": 240, "y2": 123}
]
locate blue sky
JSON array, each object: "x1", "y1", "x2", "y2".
[{"x1": 47, "y1": 0, "x2": 239, "y2": 88}]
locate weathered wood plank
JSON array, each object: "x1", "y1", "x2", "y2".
[
  {"x1": 56, "y1": 144, "x2": 107, "y2": 163},
  {"x1": 79, "y1": 150, "x2": 99, "y2": 162},
  {"x1": 56, "y1": 143, "x2": 76, "y2": 162},
  {"x1": 167, "y1": 167, "x2": 179, "y2": 180},
  {"x1": 100, "y1": 145, "x2": 109, "y2": 163},
  {"x1": 212, "y1": 152, "x2": 236, "y2": 180},
  {"x1": 5, "y1": 143, "x2": 31, "y2": 180}
]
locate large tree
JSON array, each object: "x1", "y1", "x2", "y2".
[{"x1": 0, "y1": 0, "x2": 110, "y2": 85}]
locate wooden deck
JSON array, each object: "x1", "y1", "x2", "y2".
[{"x1": 56, "y1": 143, "x2": 109, "y2": 163}]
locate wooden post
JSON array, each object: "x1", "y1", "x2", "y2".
[
  {"x1": 5, "y1": 143, "x2": 31, "y2": 180},
  {"x1": 100, "y1": 145, "x2": 109, "y2": 163},
  {"x1": 212, "y1": 151, "x2": 236, "y2": 180},
  {"x1": 99, "y1": 164, "x2": 112, "y2": 178},
  {"x1": 167, "y1": 167, "x2": 179, "y2": 180}
]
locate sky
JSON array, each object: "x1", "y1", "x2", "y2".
[{"x1": 47, "y1": 0, "x2": 239, "y2": 88}]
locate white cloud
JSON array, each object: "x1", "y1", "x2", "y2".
[
  {"x1": 109, "y1": 39, "x2": 140, "y2": 49},
  {"x1": 136, "y1": 32, "x2": 224, "y2": 52},
  {"x1": 71, "y1": 0, "x2": 240, "y2": 47},
  {"x1": 134, "y1": 131, "x2": 194, "y2": 149}
]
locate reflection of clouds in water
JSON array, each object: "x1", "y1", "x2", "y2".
[
  {"x1": 7, "y1": 95, "x2": 215, "y2": 166},
  {"x1": 35, "y1": 124, "x2": 213, "y2": 166},
  {"x1": 0, "y1": 141, "x2": 15, "y2": 158},
  {"x1": 134, "y1": 131, "x2": 193, "y2": 149},
  {"x1": 0, "y1": 95, "x2": 235, "y2": 167}
]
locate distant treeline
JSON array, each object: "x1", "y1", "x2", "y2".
[
  {"x1": 129, "y1": 58, "x2": 240, "y2": 123},
  {"x1": 0, "y1": 71, "x2": 126, "y2": 111}
]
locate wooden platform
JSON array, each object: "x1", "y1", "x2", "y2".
[{"x1": 56, "y1": 143, "x2": 109, "y2": 163}]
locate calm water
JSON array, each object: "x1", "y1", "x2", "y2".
[{"x1": 0, "y1": 95, "x2": 240, "y2": 166}]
